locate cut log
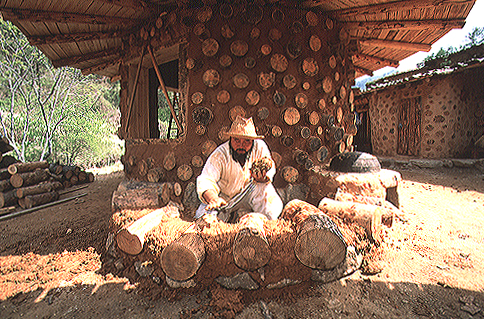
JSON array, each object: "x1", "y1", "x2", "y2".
[
  {"x1": 281, "y1": 166, "x2": 299, "y2": 183},
  {"x1": 318, "y1": 197, "x2": 383, "y2": 242},
  {"x1": 293, "y1": 149, "x2": 309, "y2": 166},
  {"x1": 233, "y1": 213, "x2": 271, "y2": 271},
  {"x1": 281, "y1": 199, "x2": 347, "y2": 270},
  {"x1": 116, "y1": 205, "x2": 180, "y2": 255},
  {"x1": 160, "y1": 224, "x2": 206, "y2": 281},
  {"x1": 111, "y1": 188, "x2": 161, "y2": 213},
  {"x1": 8, "y1": 161, "x2": 49, "y2": 175},
  {"x1": 70, "y1": 175, "x2": 79, "y2": 185},
  {"x1": 0, "y1": 180, "x2": 13, "y2": 192},
  {"x1": 0, "y1": 168, "x2": 11, "y2": 181},
  {"x1": 177, "y1": 164, "x2": 193, "y2": 182},
  {"x1": 19, "y1": 191, "x2": 59, "y2": 209},
  {"x1": 138, "y1": 159, "x2": 148, "y2": 176},
  {"x1": 0, "y1": 190, "x2": 17, "y2": 208},
  {"x1": 163, "y1": 151, "x2": 176, "y2": 171},
  {"x1": 147, "y1": 167, "x2": 165, "y2": 183},
  {"x1": 10, "y1": 169, "x2": 49, "y2": 188},
  {"x1": 78, "y1": 171, "x2": 88, "y2": 182},
  {"x1": 16, "y1": 181, "x2": 63, "y2": 198}
]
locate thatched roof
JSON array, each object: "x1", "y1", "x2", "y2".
[{"x1": 0, "y1": 0, "x2": 476, "y2": 79}]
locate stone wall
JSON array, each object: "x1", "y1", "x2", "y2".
[{"x1": 369, "y1": 67, "x2": 484, "y2": 158}]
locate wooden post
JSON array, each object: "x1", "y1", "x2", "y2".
[
  {"x1": 160, "y1": 223, "x2": 206, "y2": 281},
  {"x1": 147, "y1": 45, "x2": 183, "y2": 134},
  {"x1": 281, "y1": 199, "x2": 347, "y2": 270},
  {"x1": 125, "y1": 45, "x2": 146, "y2": 135},
  {"x1": 116, "y1": 206, "x2": 180, "y2": 255},
  {"x1": 233, "y1": 213, "x2": 271, "y2": 271}
]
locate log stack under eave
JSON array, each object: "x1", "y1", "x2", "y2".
[{"x1": 0, "y1": 161, "x2": 95, "y2": 210}]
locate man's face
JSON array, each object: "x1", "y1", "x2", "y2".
[{"x1": 231, "y1": 137, "x2": 253, "y2": 154}]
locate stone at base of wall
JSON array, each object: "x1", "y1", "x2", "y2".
[{"x1": 379, "y1": 157, "x2": 484, "y2": 173}]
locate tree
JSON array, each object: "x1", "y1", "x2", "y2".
[{"x1": 0, "y1": 18, "x2": 122, "y2": 166}]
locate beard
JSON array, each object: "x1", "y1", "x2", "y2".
[{"x1": 230, "y1": 144, "x2": 252, "y2": 167}]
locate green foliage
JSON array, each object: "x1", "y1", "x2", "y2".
[{"x1": 0, "y1": 18, "x2": 122, "y2": 167}]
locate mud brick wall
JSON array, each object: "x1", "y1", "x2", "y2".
[{"x1": 369, "y1": 67, "x2": 484, "y2": 159}]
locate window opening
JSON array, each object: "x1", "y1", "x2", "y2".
[{"x1": 158, "y1": 89, "x2": 180, "y2": 139}]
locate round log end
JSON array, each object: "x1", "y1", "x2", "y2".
[
  {"x1": 295, "y1": 218, "x2": 347, "y2": 270},
  {"x1": 233, "y1": 230, "x2": 271, "y2": 271},
  {"x1": 161, "y1": 233, "x2": 205, "y2": 281},
  {"x1": 116, "y1": 229, "x2": 143, "y2": 255}
]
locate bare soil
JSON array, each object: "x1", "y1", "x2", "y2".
[{"x1": 1, "y1": 165, "x2": 484, "y2": 318}]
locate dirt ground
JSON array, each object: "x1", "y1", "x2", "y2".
[{"x1": 1, "y1": 163, "x2": 484, "y2": 318}]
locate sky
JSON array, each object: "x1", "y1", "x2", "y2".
[{"x1": 369, "y1": 0, "x2": 484, "y2": 77}]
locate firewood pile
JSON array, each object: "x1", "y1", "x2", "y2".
[{"x1": 0, "y1": 160, "x2": 94, "y2": 212}]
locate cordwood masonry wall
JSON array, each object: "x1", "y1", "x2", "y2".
[{"x1": 368, "y1": 67, "x2": 484, "y2": 159}]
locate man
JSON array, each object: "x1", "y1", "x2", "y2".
[{"x1": 196, "y1": 116, "x2": 283, "y2": 222}]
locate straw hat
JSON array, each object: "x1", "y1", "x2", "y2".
[{"x1": 224, "y1": 116, "x2": 264, "y2": 139}]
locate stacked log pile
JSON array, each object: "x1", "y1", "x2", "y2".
[{"x1": 0, "y1": 161, "x2": 94, "y2": 210}]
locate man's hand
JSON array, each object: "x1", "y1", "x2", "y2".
[
  {"x1": 202, "y1": 189, "x2": 227, "y2": 211},
  {"x1": 251, "y1": 169, "x2": 269, "y2": 183},
  {"x1": 206, "y1": 197, "x2": 227, "y2": 211}
]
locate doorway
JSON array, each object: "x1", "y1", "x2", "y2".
[{"x1": 397, "y1": 97, "x2": 421, "y2": 156}]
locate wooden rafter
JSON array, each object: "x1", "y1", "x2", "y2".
[
  {"x1": 1, "y1": 8, "x2": 139, "y2": 26},
  {"x1": 28, "y1": 29, "x2": 132, "y2": 46},
  {"x1": 358, "y1": 38, "x2": 432, "y2": 52},
  {"x1": 52, "y1": 47, "x2": 121, "y2": 68},
  {"x1": 94, "y1": 0, "x2": 150, "y2": 10},
  {"x1": 352, "y1": 53, "x2": 399, "y2": 68},
  {"x1": 354, "y1": 66, "x2": 374, "y2": 76},
  {"x1": 81, "y1": 58, "x2": 122, "y2": 75},
  {"x1": 332, "y1": 0, "x2": 474, "y2": 18},
  {"x1": 344, "y1": 19, "x2": 466, "y2": 30}
]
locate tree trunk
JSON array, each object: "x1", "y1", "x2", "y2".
[
  {"x1": 160, "y1": 223, "x2": 205, "y2": 281},
  {"x1": 233, "y1": 213, "x2": 271, "y2": 271},
  {"x1": 10, "y1": 169, "x2": 49, "y2": 188},
  {"x1": 0, "y1": 190, "x2": 17, "y2": 208},
  {"x1": 8, "y1": 161, "x2": 49, "y2": 175},
  {"x1": 318, "y1": 197, "x2": 384, "y2": 242},
  {"x1": 116, "y1": 206, "x2": 180, "y2": 255},
  {"x1": 16, "y1": 181, "x2": 63, "y2": 198},
  {"x1": 18, "y1": 191, "x2": 59, "y2": 209},
  {"x1": 281, "y1": 199, "x2": 347, "y2": 270}
]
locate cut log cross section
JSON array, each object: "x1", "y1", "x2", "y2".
[
  {"x1": 281, "y1": 199, "x2": 347, "y2": 270},
  {"x1": 116, "y1": 206, "x2": 180, "y2": 255},
  {"x1": 233, "y1": 213, "x2": 271, "y2": 271},
  {"x1": 160, "y1": 223, "x2": 206, "y2": 281}
]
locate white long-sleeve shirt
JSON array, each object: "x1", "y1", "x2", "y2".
[{"x1": 196, "y1": 139, "x2": 276, "y2": 203}]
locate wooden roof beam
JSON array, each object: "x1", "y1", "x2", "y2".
[
  {"x1": 94, "y1": 0, "x2": 151, "y2": 10},
  {"x1": 358, "y1": 38, "x2": 432, "y2": 52},
  {"x1": 0, "y1": 8, "x2": 139, "y2": 26},
  {"x1": 81, "y1": 58, "x2": 122, "y2": 75},
  {"x1": 52, "y1": 47, "x2": 121, "y2": 68},
  {"x1": 28, "y1": 29, "x2": 132, "y2": 46},
  {"x1": 344, "y1": 19, "x2": 466, "y2": 30},
  {"x1": 332, "y1": 0, "x2": 474, "y2": 18},
  {"x1": 354, "y1": 66, "x2": 374, "y2": 76},
  {"x1": 352, "y1": 53, "x2": 399, "y2": 68}
]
